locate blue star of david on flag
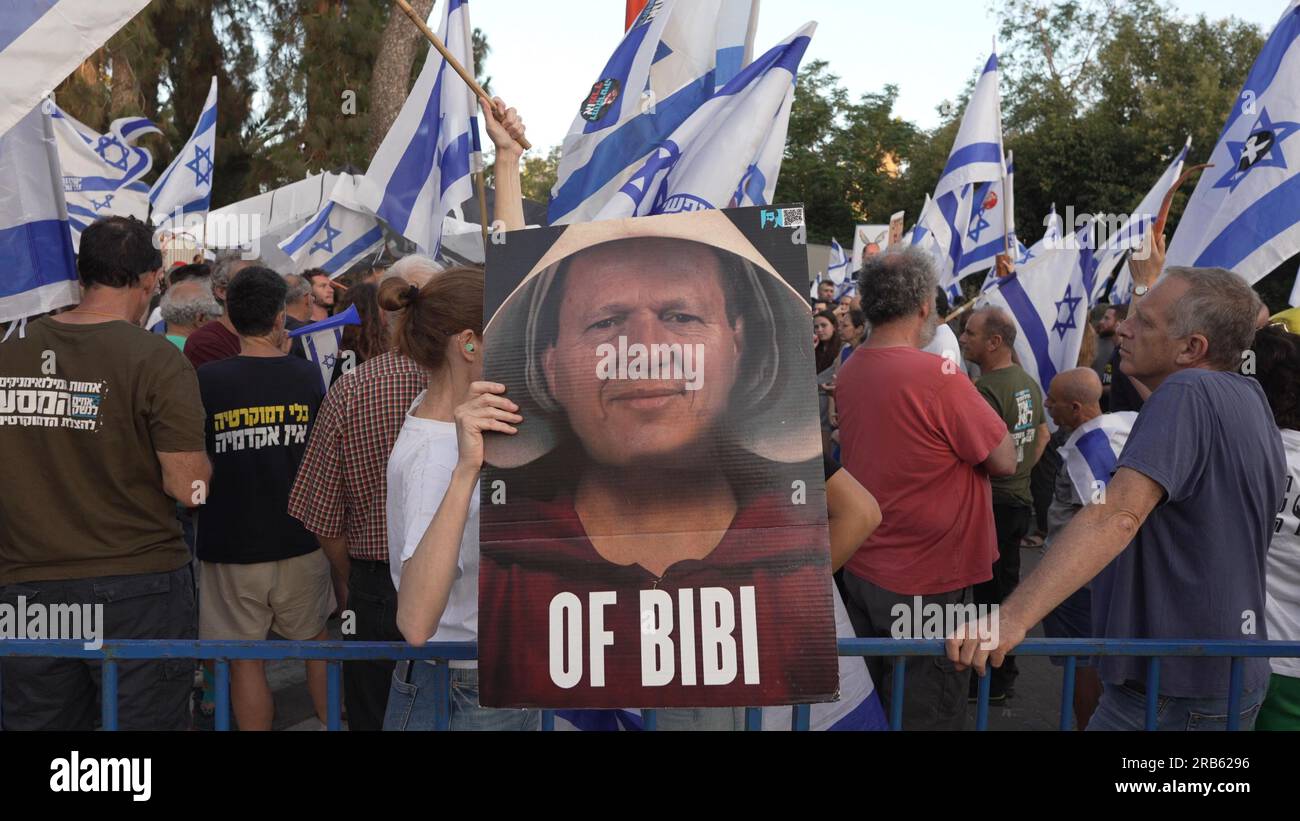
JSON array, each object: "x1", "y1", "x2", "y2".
[
  {"x1": 1018, "y1": 245, "x2": 1034, "y2": 265},
  {"x1": 1214, "y1": 108, "x2": 1300, "y2": 193},
  {"x1": 967, "y1": 210, "x2": 992, "y2": 244},
  {"x1": 310, "y1": 221, "x2": 343, "y2": 255},
  {"x1": 617, "y1": 141, "x2": 682, "y2": 212},
  {"x1": 94, "y1": 135, "x2": 130, "y2": 172},
  {"x1": 186, "y1": 145, "x2": 213, "y2": 187},
  {"x1": 90, "y1": 194, "x2": 114, "y2": 212},
  {"x1": 1052, "y1": 284, "x2": 1082, "y2": 340}
]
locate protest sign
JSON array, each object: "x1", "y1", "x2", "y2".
[{"x1": 477, "y1": 205, "x2": 839, "y2": 708}]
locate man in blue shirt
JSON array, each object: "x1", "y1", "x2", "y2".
[{"x1": 948, "y1": 236, "x2": 1286, "y2": 731}]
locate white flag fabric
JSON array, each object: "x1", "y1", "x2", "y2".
[
  {"x1": 979, "y1": 205, "x2": 1059, "y2": 293},
  {"x1": 590, "y1": 22, "x2": 814, "y2": 220},
  {"x1": 549, "y1": 0, "x2": 763, "y2": 225},
  {"x1": 353, "y1": 0, "x2": 475, "y2": 257},
  {"x1": 150, "y1": 76, "x2": 218, "y2": 222},
  {"x1": 0, "y1": 0, "x2": 151, "y2": 137},
  {"x1": 1096, "y1": 137, "x2": 1190, "y2": 305},
  {"x1": 279, "y1": 176, "x2": 384, "y2": 276},
  {"x1": 912, "y1": 52, "x2": 1005, "y2": 300},
  {"x1": 981, "y1": 220, "x2": 1096, "y2": 398},
  {"x1": 828, "y1": 237, "x2": 850, "y2": 284},
  {"x1": 956, "y1": 152, "x2": 1020, "y2": 283},
  {"x1": 1059, "y1": 412, "x2": 1138, "y2": 504},
  {"x1": 1167, "y1": 3, "x2": 1300, "y2": 285},
  {"x1": 50, "y1": 105, "x2": 156, "y2": 247},
  {"x1": 760, "y1": 587, "x2": 888, "y2": 731},
  {"x1": 0, "y1": 104, "x2": 80, "y2": 323}
]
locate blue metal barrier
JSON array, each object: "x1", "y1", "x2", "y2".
[{"x1": 3, "y1": 638, "x2": 1299, "y2": 731}]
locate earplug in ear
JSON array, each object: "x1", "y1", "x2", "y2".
[{"x1": 466, "y1": 343, "x2": 475, "y2": 353}]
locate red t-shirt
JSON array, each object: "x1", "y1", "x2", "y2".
[
  {"x1": 478, "y1": 493, "x2": 839, "y2": 709},
  {"x1": 184, "y1": 321, "x2": 241, "y2": 371},
  {"x1": 835, "y1": 346, "x2": 1006, "y2": 595}
]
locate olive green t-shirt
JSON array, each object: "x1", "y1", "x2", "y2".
[
  {"x1": 975, "y1": 364, "x2": 1044, "y2": 507},
  {"x1": 0, "y1": 317, "x2": 206, "y2": 584}
]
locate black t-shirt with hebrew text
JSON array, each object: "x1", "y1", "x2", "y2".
[{"x1": 196, "y1": 355, "x2": 322, "y2": 564}]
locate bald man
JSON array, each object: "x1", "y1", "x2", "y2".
[
  {"x1": 959, "y1": 305, "x2": 1049, "y2": 701},
  {"x1": 1040, "y1": 367, "x2": 1108, "y2": 729}
]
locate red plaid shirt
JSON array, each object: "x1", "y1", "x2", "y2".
[{"x1": 288, "y1": 350, "x2": 426, "y2": 561}]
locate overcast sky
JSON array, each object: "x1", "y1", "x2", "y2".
[{"x1": 476, "y1": 0, "x2": 1289, "y2": 154}]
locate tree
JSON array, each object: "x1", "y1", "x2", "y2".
[
  {"x1": 774, "y1": 60, "x2": 921, "y2": 245},
  {"x1": 519, "y1": 146, "x2": 562, "y2": 205},
  {"x1": 368, "y1": 0, "x2": 435, "y2": 155}
]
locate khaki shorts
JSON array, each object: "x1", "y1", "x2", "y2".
[{"x1": 199, "y1": 550, "x2": 331, "y2": 642}]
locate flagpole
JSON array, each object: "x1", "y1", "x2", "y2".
[
  {"x1": 475, "y1": 169, "x2": 489, "y2": 243},
  {"x1": 945, "y1": 299, "x2": 978, "y2": 324},
  {"x1": 392, "y1": 0, "x2": 532, "y2": 150}
]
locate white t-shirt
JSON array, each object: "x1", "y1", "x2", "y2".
[
  {"x1": 922, "y1": 323, "x2": 965, "y2": 372},
  {"x1": 1266, "y1": 427, "x2": 1300, "y2": 677},
  {"x1": 386, "y1": 391, "x2": 481, "y2": 666}
]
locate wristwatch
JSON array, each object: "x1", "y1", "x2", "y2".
[{"x1": 1132, "y1": 283, "x2": 1150, "y2": 298}]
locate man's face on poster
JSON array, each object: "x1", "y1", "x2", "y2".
[{"x1": 542, "y1": 240, "x2": 745, "y2": 468}]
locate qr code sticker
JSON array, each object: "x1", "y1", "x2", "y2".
[{"x1": 780, "y1": 207, "x2": 805, "y2": 228}]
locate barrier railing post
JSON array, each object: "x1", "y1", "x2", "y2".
[
  {"x1": 745, "y1": 707, "x2": 762, "y2": 731},
  {"x1": 1144, "y1": 657, "x2": 1160, "y2": 731},
  {"x1": 643, "y1": 709, "x2": 657, "y2": 731},
  {"x1": 792, "y1": 704, "x2": 811, "y2": 731},
  {"x1": 326, "y1": 661, "x2": 343, "y2": 731},
  {"x1": 890, "y1": 656, "x2": 906, "y2": 731},
  {"x1": 1226, "y1": 657, "x2": 1244, "y2": 731},
  {"x1": 975, "y1": 672, "x2": 990, "y2": 731},
  {"x1": 101, "y1": 659, "x2": 118, "y2": 731},
  {"x1": 215, "y1": 660, "x2": 231, "y2": 731},
  {"x1": 1059, "y1": 657, "x2": 1077, "y2": 731}
]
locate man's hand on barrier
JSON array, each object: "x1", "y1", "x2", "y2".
[{"x1": 945, "y1": 604, "x2": 1028, "y2": 677}]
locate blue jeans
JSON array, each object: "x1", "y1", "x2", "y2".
[
  {"x1": 382, "y1": 661, "x2": 539, "y2": 731},
  {"x1": 1086, "y1": 681, "x2": 1265, "y2": 731}
]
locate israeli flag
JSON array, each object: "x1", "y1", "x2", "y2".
[
  {"x1": 979, "y1": 205, "x2": 1059, "y2": 294},
  {"x1": 279, "y1": 177, "x2": 384, "y2": 276},
  {"x1": 49, "y1": 104, "x2": 156, "y2": 247},
  {"x1": 956, "y1": 152, "x2": 1021, "y2": 282},
  {"x1": 550, "y1": 0, "x2": 764, "y2": 225},
  {"x1": 0, "y1": 1, "x2": 151, "y2": 137},
  {"x1": 1095, "y1": 137, "x2": 1190, "y2": 305},
  {"x1": 1058, "y1": 412, "x2": 1138, "y2": 504},
  {"x1": 828, "y1": 237, "x2": 851, "y2": 284},
  {"x1": 1166, "y1": 3, "x2": 1300, "y2": 284},
  {"x1": 353, "y1": 0, "x2": 475, "y2": 258},
  {"x1": 592, "y1": 22, "x2": 815, "y2": 220},
  {"x1": 760, "y1": 587, "x2": 888, "y2": 731},
  {"x1": 0, "y1": 103, "x2": 79, "y2": 324},
  {"x1": 915, "y1": 52, "x2": 1005, "y2": 298},
  {"x1": 150, "y1": 76, "x2": 218, "y2": 222},
  {"x1": 981, "y1": 219, "x2": 1096, "y2": 397},
  {"x1": 287, "y1": 304, "x2": 362, "y2": 392}
]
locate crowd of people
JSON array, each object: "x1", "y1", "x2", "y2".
[
  {"x1": 1, "y1": 90, "x2": 1299, "y2": 731},
  {"x1": 817, "y1": 242, "x2": 1300, "y2": 731}
]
